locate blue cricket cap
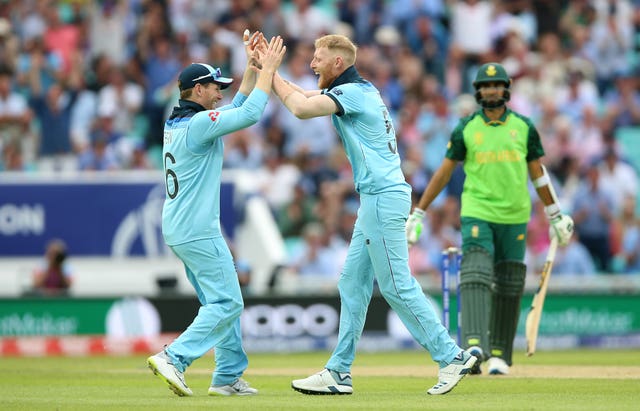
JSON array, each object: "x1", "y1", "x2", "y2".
[{"x1": 178, "y1": 63, "x2": 233, "y2": 91}]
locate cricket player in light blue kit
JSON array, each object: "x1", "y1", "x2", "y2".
[
  {"x1": 147, "y1": 32, "x2": 286, "y2": 398},
  {"x1": 272, "y1": 34, "x2": 476, "y2": 396}
]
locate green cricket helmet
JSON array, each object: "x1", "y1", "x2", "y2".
[{"x1": 473, "y1": 63, "x2": 511, "y2": 108}]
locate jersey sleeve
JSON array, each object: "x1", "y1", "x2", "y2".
[
  {"x1": 218, "y1": 92, "x2": 248, "y2": 111},
  {"x1": 188, "y1": 89, "x2": 268, "y2": 148},
  {"x1": 325, "y1": 84, "x2": 361, "y2": 116},
  {"x1": 445, "y1": 122, "x2": 466, "y2": 161},
  {"x1": 525, "y1": 121, "x2": 545, "y2": 162}
]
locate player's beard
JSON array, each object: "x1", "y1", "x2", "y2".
[{"x1": 316, "y1": 69, "x2": 334, "y2": 89}]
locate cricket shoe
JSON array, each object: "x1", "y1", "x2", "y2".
[
  {"x1": 467, "y1": 346, "x2": 483, "y2": 375},
  {"x1": 147, "y1": 350, "x2": 193, "y2": 397},
  {"x1": 208, "y1": 378, "x2": 258, "y2": 396},
  {"x1": 487, "y1": 357, "x2": 510, "y2": 375},
  {"x1": 291, "y1": 369, "x2": 353, "y2": 395},
  {"x1": 427, "y1": 350, "x2": 477, "y2": 395}
]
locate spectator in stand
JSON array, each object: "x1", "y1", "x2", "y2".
[
  {"x1": 77, "y1": 110, "x2": 121, "y2": 171},
  {"x1": 572, "y1": 164, "x2": 616, "y2": 272},
  {"x1": 552, "y1": 233, "x2": 597, "y2": 275},
  {"x1": 405, "y1": 11, "x2": 448, "y2": 82},
  {"x1": 597, "y1": 146, "x2": 638, "y2": 214},
  {"x1": 97, "y1": 65, "x2": 145, "y2": 138},
  {"x1": 88, "y1": 0, "x2": 129, "y2": 66},
  {"x1": 28, "y1": 51, "x2": 83, "y2": 171},
  {"x1": 573, "y1": 105, "x2": 605, "y2": 168},
  {"x1": 15, "y1": 36, "x2": 63, "y2": 97},
  {"x1": 449, "y1": 0, "x2": 496, "y2": 93},
  {"x1": 141, "y1": 35, "x2": 181, "y2": 149},
  {"x1": 254, "y1": 148, "x2": 301, "y2": 211},
  {"x1": 31, "y1": 238, "x2": 73, "y2": 296},
  {"x1": 0, "y1": 65, "x2": 33, "y2": 162},
  {"x1": 249, "y1": 0, "x2": 288, "y2": 41},
  {"x1": 289, "y1": 222, "x2": 342, "y2": 278},
  {"x1": 556, "y1": 65, "x2": 599, "y2": 123},
  {"x1": 1, "y1": 139, "x2": 34, "y2": 171},
  {"x1": 283, "y1": 0, "x2": 336, "y2": 43},
  {"x1": 277, "y1": 180, "x2": 319, "y2": 239},
  {"x1": 602, "y1": 70, "x2": 640, "y2": 129},
  {"x1": 42, "y1": 2, "x2": 81, "y2": 75},
  {"x1": 611, "y1": 194, "x2": 640, "y2": 273},
  {"x1": 224, "y1": 127, "x2": 264, "y2": 170},
  {"x1": 587, "y1": 0, "x2": 635, "y2": 95}
]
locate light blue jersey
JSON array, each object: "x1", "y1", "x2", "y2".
[
  {"x1": 162, "y1": 89, "x2": 269, "y2": 245},
  {"x1": 323, "y1": 67, "x2": 410, "y2": 195},
  {"x1": 320, "y1": 67, "x2": 461, "y2": 373},
  {"x1": 160, "y1": 86, "x2": 269, "y2": 387}
]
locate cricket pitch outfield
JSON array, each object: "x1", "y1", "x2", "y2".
[{"x1": 1, "y1": 349, "x2": 638, "y2": 410}]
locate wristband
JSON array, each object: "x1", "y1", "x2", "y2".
[
  {"x1": 544, "y1": 203, "x2": 560, "y2": 219},
  {"x1": 533, "y1": 173, "x2": 550, "y2": 188},
  {"x1": 411, "y1": 208, "x2": 425, "y2": 219}
]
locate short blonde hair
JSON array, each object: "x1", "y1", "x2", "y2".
[{"x1": 314, "y1": 34, "x2": 357, "y2": 66}]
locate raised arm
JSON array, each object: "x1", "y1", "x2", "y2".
[
  {"x1": 237, "y1": 30, "x2": 264, "y2": 96},
  {"x1": 272, "y1": 72, "x2": 336, "y2": 119}
]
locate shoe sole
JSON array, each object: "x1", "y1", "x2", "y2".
[
  {"x1": 147, "y1": 358, "x2": 192, "y2": 397},
  {"x1": 427, "y1": 355, "x2": 477, "y2": 395},
  {"x1": 291, "y1": 384, "x2": 353, "y2": 395},
  {"x1": 208, "y1": 389, "x2": 257, "y2": 396}
]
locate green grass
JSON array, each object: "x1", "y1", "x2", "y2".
[{"x1": 1, "y1": 350, "x2": 639, "y2": 410}]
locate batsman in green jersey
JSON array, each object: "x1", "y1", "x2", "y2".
[{"x1": 405, "y1": 63, "x2": 574, "y2": 375}]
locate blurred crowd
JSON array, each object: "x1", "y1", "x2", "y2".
[{"x1": 1, "y1": 0, "x2": 639, "y2": 280}]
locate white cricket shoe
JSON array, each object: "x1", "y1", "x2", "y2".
[
  {"x1": 487, "y1": 357, "x2": 510, "y2": 375},
  {"x1": 147, "y1": 351, "x2": 193, "y2": 397},
  {"x1": 208, "y1": 378, "x2": 258, "y2": 396},
  {"x1": 427, "y1": 350, "x2": 477, "y2": 395},
  {"x1": 291, "y1": 369, "x2": 353, "y2": 395}
]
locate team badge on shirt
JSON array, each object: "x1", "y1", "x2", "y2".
[{"x1": 474, "y1": 132, "x2": 483, "y2": 146}]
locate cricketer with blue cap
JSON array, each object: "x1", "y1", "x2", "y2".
[
  {"x1": 147, "y1": 31, "x2": 286, "y2": 398},
  {"x1": 178, "y1": 63, "x2": 234, "y2": 91}
]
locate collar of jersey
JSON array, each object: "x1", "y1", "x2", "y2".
[
  {"x1": 168, "y1": 99, "x2": 207, "y2": 120},
  {"x1": 326, "y1": 65, "x2": 365, "y2": 91},
  {"x1": 480, "y1": 107, "x2": 511, "y2": 126}
]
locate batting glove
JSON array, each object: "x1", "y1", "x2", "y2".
[
  {"x1": 545, "y1": 205, "x2": 574, "y2": 246},
  {"x1": 406, "y1": 208, "x2": 425, "y2": 246}
]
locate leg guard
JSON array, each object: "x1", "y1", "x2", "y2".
[
  {"x1": 459, "y1": 247, "x2": 493, "y2": 358},
  {"x1": 490, "y1": 261, "x2": 526, "y2": 366}
]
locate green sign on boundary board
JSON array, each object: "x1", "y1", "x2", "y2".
[{"x1": 1, "y1": 295, "x2": 639, "y2": 346}]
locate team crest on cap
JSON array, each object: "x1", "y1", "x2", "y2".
[{"x1": 486, "y1": 65, "x2": 497, "y2": 77}]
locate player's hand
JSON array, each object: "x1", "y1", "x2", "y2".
[
  {"x1": 406, "y1": 208, "x2": 425, "y2": 246},
  {"x1": 260, "y1": 36, "x2": 286, "y2": 74},
  {"x1": 548, "y1": 213, "x2": 574, "y2": 246}
]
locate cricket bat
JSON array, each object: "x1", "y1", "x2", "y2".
[{"x1": 525, "y1": 236, "x2": 558, "y2": 357}]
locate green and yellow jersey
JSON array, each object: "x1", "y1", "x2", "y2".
[{"x1": 446, "y1": 108, "x2": 544, "y2": 224}]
